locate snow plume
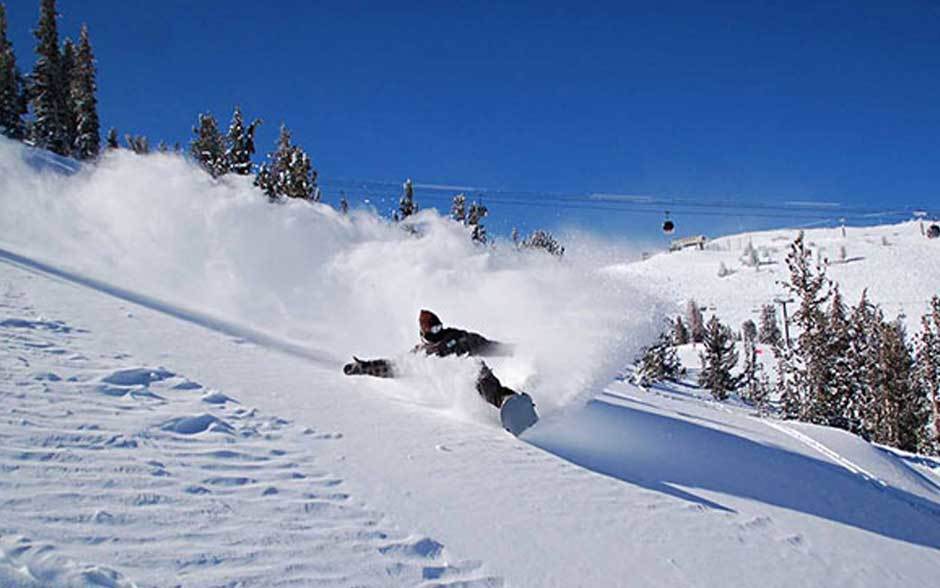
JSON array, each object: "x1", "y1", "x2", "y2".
[{"x1": 0, "y1": 138, "x2": 663, "y2": 420}]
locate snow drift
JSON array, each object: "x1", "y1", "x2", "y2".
[{"x1": 0, "y1": 138, "x2": 661, "y2": 421}]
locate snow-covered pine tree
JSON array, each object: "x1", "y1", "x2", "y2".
[
  {"x1": 782, "y1": 231, "x2": 832, "y2": 423},
  {"x1": 0, "y1": 3, "x2": 27, "y2": 140},
  {"x1": 741, "y1": 241, "x2": 760, "y2": 268},
  {"x1": 124, "y1": 134, "x2": 148, "y2": 154},
  {"x1": 698, "y1": 315, "x2": 739, "y2": 401},
  {"x1": 634, "y1": 326, "x2": 684, "y2": 388},
  {"x1": 70, "y1": 24, "x2": 99, "y2": 160},
  {"x1": 190, "y1": 113, "x2": 228, "y2": 178},
  {"x1": 846, "y1": 290, "x2": 883, "y2": 437},
  {"x1": 339, "y1": 195, "x2": 349, "y2": 214},
  {"x1": 59, "y1": 37, "x2": 77, "y2": 152},
  {"x1": 283, "y1": 146, "x2": 318, "y2": 200},
  {"x1": 521, "y1": 229, "x2": 564, "y2": 256},
  {"x1": 255, "y1": 124, "x2": 318, "y2": 201},
  {"x1": 758, "y1": 303, "x2": 782, "y2": 345},
  {"x1": 467, "y1": 202, "x2": 488, "y2": 244},
  {"x1": 915, "y1": 296, "x2": 940, "y2": 451},
  {"x1": 31, "y1": 0, "x2": 71, "y2": 155},
  {"x1": 105, "y1": 127, "x2": 118, "y2": 149},
  {"x1": 398, "y1": 178, "x2": 417, "y2": 219},
  {"x1": 875, "y1": 320, "x2": 929, "y2": 453},
  {"x1": 823, "y1": 285, "x2": 854, "y2": 429},
  {"x1": 740, "y1": 333, "x2": 762, "y2": 406},
  {"x1": 674, "y1": 316, "x2": 690, "y2": 345},
  {"x1": 717, "y1": 261, "x2": 731, "y2": 277},
  {"x1": 741, "y1": 319, "x2": 757, "y2": 343},
  {"x1": 225, "y1": 106, "x2": 261, "y2": 175},
  {"x1": 450, "y1": 193, "x2": 466, "y2": 223},
  {"x1": 687, "y1": 300, "x2": 705, "y2": 344},
  {"x1": 775, "y1": 341, "x2": 801, "y2": 419},
  {"x1": 511, "y1": 227, "x2": 520, "y2": 247}
]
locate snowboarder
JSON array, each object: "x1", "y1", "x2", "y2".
[{"x1": 344, "y1": 310, "x2": 538, "y2": 434}]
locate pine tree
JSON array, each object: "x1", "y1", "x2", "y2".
[
  {"x1": 451, "y1": 193, "x2": 466, "y2": 223},
  {"x1": 634, "y1": 326, "x2": 684, "y2": 388},
  {"x1": 824, "y1": 285, "x2": 854, "y2": 428},
  {"x1": 398, "y1": 178, "x2": 417, "y2": 219},
  {"x1": 781, "y1": 232, "x2": 832, "y2": 423},
  {"x1": 467, "y1": 202, "x2": 488, "y2": 244},
  {"x1": 846, "y1": 290, "x2": 883, "y2": 437},
  {"x1": 741, "y1": 241, "x2": 760, "y2": 268},
  {"x1": 876, "y1": 320, "x2": 929, "y2": 452},
  {"x1": 124, "y1": 134, "x2": 148, "y2": 154},
  {"x1": 698, "y1": 315, "x2": 738, "y2": 401},
  {"x1": 0, "y1": 3, "x2": 27, "y2": 140},
  {"x1": 105, "y1": 127, "x2": 118, "y2": 149},
  {"x1": 916, "y1": 296, "x2": 940, "y2": 451},
  {"x1": 190, "y1": 113, "x2": 228, "y2": 178},
  {"x1": 59, "y1": 37, "x2": 76, "y2": 151},
  {"x1": 758, "y1": 304, "x2": 782, "y2": 345},
  {"x1": 520, "y1": 229, "x2": 564, "y2": 256},
  {"x1": 741, "y1": 320, "x2": 757, "y2": 343},
  {"x1": 69, "y1": 24, "x2": 98, "y2": 160},
  {"x1": 31, "y1": 0, "x2": 71, "y2": 155},
  {"x1": 255, "y1": 124, "x2": 318, "y2": 201},
  {"x1": 740, "y1": 334, "x2": 762, "y2": 406},
  {"x1": 673, "y1": 316, "x2": 689, "y2": 345},
  {"x1": 225, "y1": 106, "x2": 260, "y2": 175},
  {"x1": 687, "y1": 300, "x2": 705, "y2": 344}
]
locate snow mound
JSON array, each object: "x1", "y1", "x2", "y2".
[
  {"x1": 0, "y1": 535, "x2": 135, "y2": 588},
  {"x1": 101, "y1": 367, "x2": 174, "y2": 387},
  {"x1": 160, "y1": 413, "x2": 235, "y2": 435}
]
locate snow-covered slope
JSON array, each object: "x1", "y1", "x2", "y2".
[
  {"x1": 2, "y1": 139, "x2": 940, "y2": 586},
  {"x1": 608, "y1": 221, "x2": 940, "y2": 332}
]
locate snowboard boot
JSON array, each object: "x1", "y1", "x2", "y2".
[{"x1": 475, "y1": 362, "x2": 517, "y2": 408}]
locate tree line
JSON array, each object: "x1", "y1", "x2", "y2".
[
  {"x1": 636, "y1": 232, "x2": 940, "y2": 456},
  {"x1": 1, "y1": 0, "x2": 564, "y2": 253}
]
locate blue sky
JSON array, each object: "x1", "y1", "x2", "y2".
[{"x1": 5, "y1": 1, "x2": 940, "y2": 240}]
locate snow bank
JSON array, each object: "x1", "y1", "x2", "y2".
[{"x1": 0, "y1": 138, "x2": 662, "y2": 419}]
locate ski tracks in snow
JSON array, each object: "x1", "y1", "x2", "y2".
[{"x1": 0, "y1": 286, "x2": 502, "y2": 587}]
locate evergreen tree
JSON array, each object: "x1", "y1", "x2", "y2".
[
  {"x1": 687, "y1": 300, "x2": 705, "y2": 344},
  {"x1": 824, "y1": 285, "x2": 854, "y2": 428},
  {"x1": 124, "y1": 134, "x2": 148, "y2": 154},
  {"x1": 70, "y1": 24, "x2": 98, "y2": 160},
  {"x1": 59, "y1": 37, "x2": 76, "y2": 151},
  {"x1": 255, "y1": 124, "x2": 318, "y2": 201},
  {"x1": 634, "y1": 325, "x2": 684, "y2": 388},
  {"x1": 511, "y1": 227, "x2": 520, "y2": 247},
  {"x1": 225, "y1": 106, "x2": 260, "y2": 175},
  {"x1": 190, "y1": 112, "x2": 228, "y2": 178},
  {"x1": 781, "y1": 232, "x2": 832, "y2": 423},
  {"x1": 339, "y1": 195, "x2": 349, "y2": 214},
  {"x1": 875, "y1": 320, "x2": 929, "y2": 452},
  {"x1": 0, "y1": 3, "x2": 27, "y2": 140},
  {"x1": 846, "y1": 290, "x2": 883, "y2": 437},
  {"x1": 105, "y1": 126, "x2": 118, "y2": 149},
  {"x1": 673, "y1": 316, "x2": 689, "y2": 345},
  {"x1": 31, "y1": 0, "x2": 71, "y2": 155},
  {"x1": 740, "y1": 334, "x2": 762, "y2": 406},
  {"x1": 741, "y1": 319, "x2": 757, "y2": 343},
  {"x1": 741, "y1": 241, "x2": 760, "y2": 268},
  {"x1": 398, "y1": 178, "x2": 417, "y2": 219},
  {"x1": 451, "y1": 193, "x2": 466, "y2": 223},
  {"x1": 915, "y1": 296, "x2": 940, "y2": 451},
  {"x1": 758, "y1": 304, "x2": 782, "y2": 345},
  {"x1": 698, "y1": 315, "x2": 739, "y2": 401},
  {"x1": 467, "y1": 202, "x2": 488, "y2": 244},
  {"x1": 520, "y1": 229, "x2": 564, "y2": 256}
]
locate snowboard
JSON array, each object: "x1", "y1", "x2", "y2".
[{"x1": 500, "y1": 392, "x2": 539, "y2": 436}]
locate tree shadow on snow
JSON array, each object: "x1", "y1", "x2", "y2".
[{"x1": 525, "y1": 398, "x2": 940, "y2": 550}]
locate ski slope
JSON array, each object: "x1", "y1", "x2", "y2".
[{"x1": 2, "y1": 138, "x2": 940, "y2": 586}]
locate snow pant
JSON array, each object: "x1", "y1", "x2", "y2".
[{"x1": 343, "y1": 358, "x2": 516, "y2": 408}]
